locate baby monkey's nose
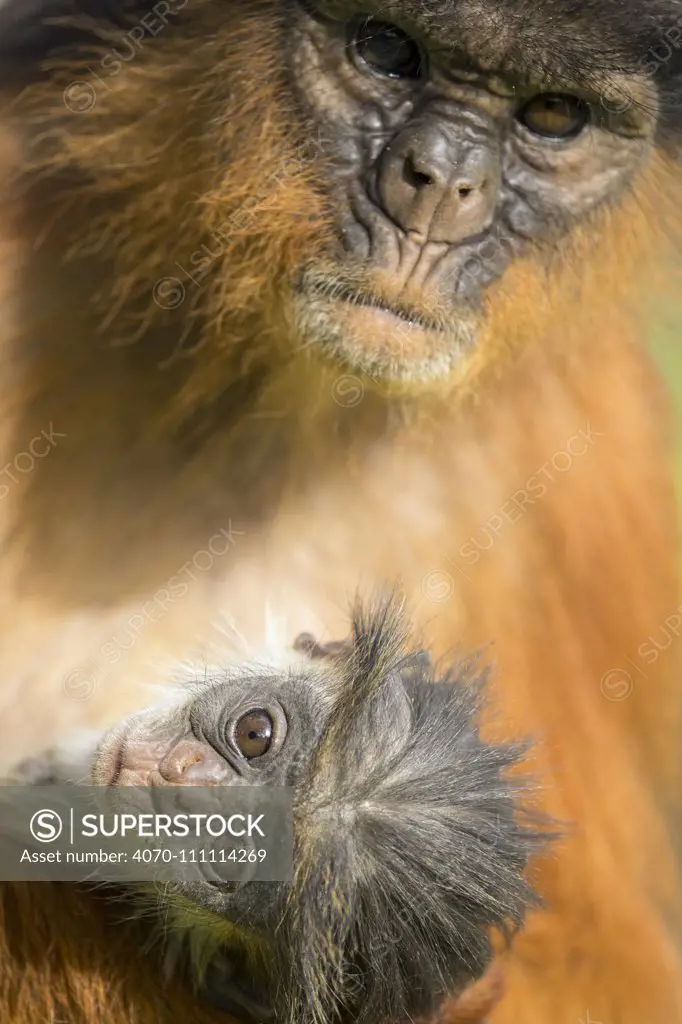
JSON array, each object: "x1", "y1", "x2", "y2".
[{"x1": 158, "y1": 737, "x2": 229, "y2": 784}]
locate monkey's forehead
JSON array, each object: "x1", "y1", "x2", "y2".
[
  {"x1": 2, "y1": 0, "x2": 681, "y2": 74},
  {"x1": 322, "y1": 0, "x2": 682, "y2": 86}
]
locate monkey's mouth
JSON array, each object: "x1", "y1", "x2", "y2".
[
  {"x1": 93, "y1": 721, "x2": 128, "y2": 786},
  {"x1": 296, "y1": 271, "x2": 477, "y2": 382},
  {"x1": 305, "y1": 276, "x2": 445, "y2": 332},
  {"x1": 93, "y1": 724, "x2": 177, "y2": 787},
  {"x1": 92, "y1": 717, "x2": 173, "y2": 787}
]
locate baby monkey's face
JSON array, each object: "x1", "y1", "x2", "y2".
[
  {"x1": 87, "y1": 601, "x2": 542, "y2": 1024},
  {"x1": 93, "y1": 669, "x2": 320, "y2": 790}
]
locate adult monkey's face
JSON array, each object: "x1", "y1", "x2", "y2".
[{"x1": 288, "y1": 0, "x2": 658, "y2": 383}]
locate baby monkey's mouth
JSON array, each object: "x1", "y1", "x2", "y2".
[
  {"x1": 92, "y1": 718, "x2": 129, "y2": 786},
  {"x1": 93, "y1": 719, "x2": 235, "y2": 787},
  {"x1": 92, "y1": 717, "x2": 174, "y2": 787}
]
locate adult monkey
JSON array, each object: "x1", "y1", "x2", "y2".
[{"x1": 0, "y1": 0, "x2": 680, "y2": 1022}]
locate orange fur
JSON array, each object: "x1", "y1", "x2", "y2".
[{"x1": 0, "y1": 3, "x2": 680, "y2": 1022}]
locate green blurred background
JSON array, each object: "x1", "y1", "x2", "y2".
[{"x1": 651, "y1": 309, "x2": 682, "y2": 484}]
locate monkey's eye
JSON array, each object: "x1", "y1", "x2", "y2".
[
  {"x1": 234, "y1": 709, "x2": 274, "y2": 759},
  {"x1": 518, "y1": 93, "x2": 590, "y2": 140},
  {"x1": 350, "y1": 18, "x2": 425, "y2": 79}
]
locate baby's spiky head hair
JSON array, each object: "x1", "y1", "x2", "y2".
[{"x1": 270, "y1": 596, "x2": 546, "y2": 1024}]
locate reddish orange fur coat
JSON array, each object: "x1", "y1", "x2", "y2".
[{"x1": 0, "y1": 3, "x2": 680, "y2": 1022}]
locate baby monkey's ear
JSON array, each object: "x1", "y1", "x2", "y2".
[
  {"x1": 293, "y1": 631, "x2": 354, "y2": 660},
  {"x1": 293, "y1": 629, "x2": 433, "y2": 684}
]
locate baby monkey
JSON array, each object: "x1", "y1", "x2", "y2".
[{"x1": 17, "y1": 598, "x2": 543, "y2": 1024}]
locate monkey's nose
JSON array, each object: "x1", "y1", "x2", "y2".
[
  {"x1": 377, "y1": 119, "x2": 500, "y2": 244},
  {"x1": 158, "y1": 738, "x2": 229, "y2": 784}
]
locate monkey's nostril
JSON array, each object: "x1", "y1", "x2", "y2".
[
  {"x1": 159, "y1": 753, "x2": 200, "y2": 780},
  {"x1": 414, "y1": 170, "x2": 433, "y2": 187},
  {"x1": 403, "y1": 158, "x2": 434, "y2": 189},
  {"x1": 156, "y1": 739, "x2": 227, "y2": 783}
]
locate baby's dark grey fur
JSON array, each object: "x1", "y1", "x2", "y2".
[{"x1": 13, "y1": 596, "x2": 545, "y2": 1024}]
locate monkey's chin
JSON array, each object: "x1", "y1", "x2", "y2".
[{"x1": 294, "y1": 291, "x2": 478, "y2": 386}]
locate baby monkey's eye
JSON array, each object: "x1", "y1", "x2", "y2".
[
  {"x1": 518, "y1": 93, "x2": 590, "y2": 139},
  {"x1": 350, "y1": 17, "x2": 425, "y2": 79},
  {"x1": 234, "y1": 709, "x2": 274, "y2": 759}
]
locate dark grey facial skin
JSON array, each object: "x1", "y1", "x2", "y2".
[
  {"x1": 85, "y1": 599, "x2": 547, "y2": 1024},
  {"x1": 0, "y1": 0, "x2": 674, "y2": 388},
  {"x1": 91, "y1": 668, "x2": 328, "y2": 922},
  {"x1": 289, "y1": 0, "x2": 656, "y2": 318}
]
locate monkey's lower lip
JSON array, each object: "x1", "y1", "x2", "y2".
[
  {"x1": 339, "y1": 300, "x2": 442, "y2": 335},
  {"x1": 312, "y1": 281, "x2": 444, "y2": 332},
  {"x1": 297, "y1": 272, "x2": 476, "y2": 381}
]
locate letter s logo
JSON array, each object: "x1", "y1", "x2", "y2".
[{"x1": 30, "y1": 809, "x2": 63, "y2": 843}]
